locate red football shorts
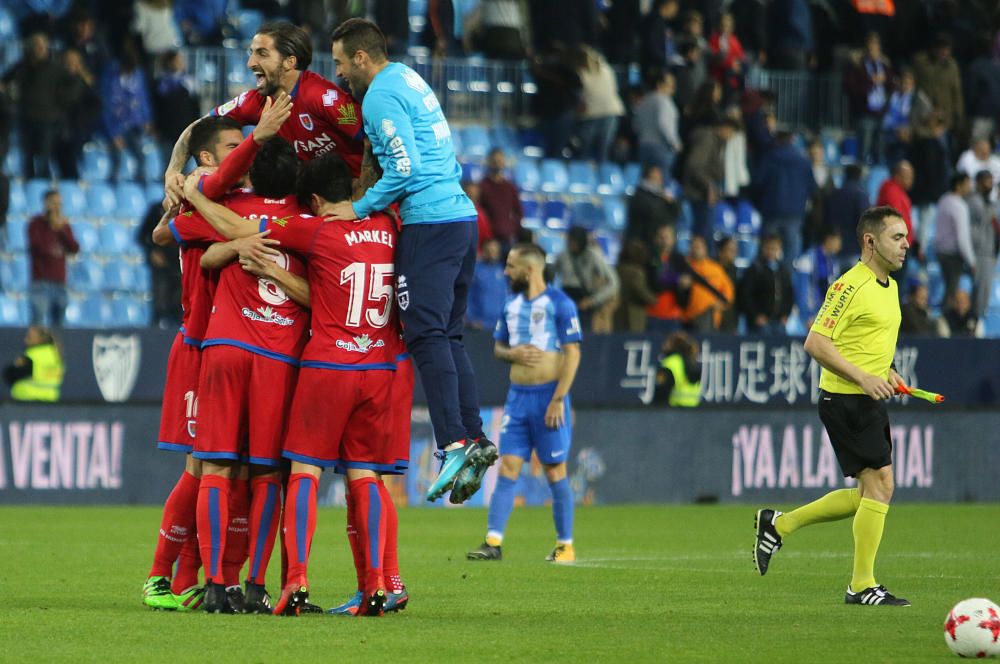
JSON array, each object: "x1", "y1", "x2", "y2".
[
  {"x1": 389, "y1": 356, "x2": 414, "y2": 474},
  {"x1": 193, "y1": 344, "x2": 298, "y2": 467},
  {"x1": 282, "y1": 367, "x2": 394, "y2": 472},
  {"x1": 157, "y1": 332, "x2": 202, "y2": 453}
]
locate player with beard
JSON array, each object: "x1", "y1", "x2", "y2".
[{"x1": 466, "y1": 243, "x2": 583, "y2": 564}]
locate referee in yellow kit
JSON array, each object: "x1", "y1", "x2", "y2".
[{"x1": 753, "y1": 206, "x2": 912, "y2": 607}]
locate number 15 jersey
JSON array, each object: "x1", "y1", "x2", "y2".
[{"x1": 262, "y1": 211, "x2": 400, "y2": 369}]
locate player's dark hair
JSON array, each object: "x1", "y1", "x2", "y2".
[
  {"x1": 856, "y1": 205, "x2": 901, "y2": 248},
  {"x1": 257, "y1": 21, "x2": 312, "y2": 71},
  {"x1": 188, "y1": 116, "x2": 241, "y2": 165},
  {"x1": 296, "y1": 152, "x2": 353, "y2": 204},
  {"x1": 331, "y1": 18, "x2": 388, "y2": 62},
  {"x1": 249, "y1": 137, "x2": 298, "y2": 198},
  {"x1": 510, "y1": 242, "x2": 546, "y2": 265}
]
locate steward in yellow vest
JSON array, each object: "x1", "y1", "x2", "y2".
[
  {"x1": 653, "y1": 331, "x2": 702, "y2": 407},
  {"x1": 3, "y1": 326, "x2": 64, "y2": 402}
]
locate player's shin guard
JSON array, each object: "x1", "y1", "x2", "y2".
[
  {"x1": 283, "y1": 473, "x2": 318, "y2": 587},
  {"x1": 150, "y1": 471, "x2": 200, "y2": 579},
  {"x1": 486, "y1": 475, "x2": 517, "y2": 545},
  {"x1": 247, "y1": 475, "x2": 282, "y2": 586},
  {"x1": 346, "y1": 489, "x2": 365, "y2": 592},
  {"x1": 377, "y1": 480, "x2": 403, "y2": 593},
  {"x1": 350, "y1": 477, "x2": 386, "y2": 592},
  {"x1": 171, "y1": 537, "x2": 202, "y2": 594},
  {"x1": 549, "y1": 477, "x2": 574, "y2": 543},
  {"x1": 197, "y1": 474, "x2": 231, "y2": 585},
  {"x1": 222, "y1": 477, "x2": 250, "y2": 586}
]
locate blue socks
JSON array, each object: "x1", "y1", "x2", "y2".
[
  {"x1": 486, "y1": 475, "x2": 517, "y2": 543},
  {"x1": 549, "y1": 478, "x2": 574, "y2": 543}
]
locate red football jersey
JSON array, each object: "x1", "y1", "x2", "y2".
[
  {"x1": 212, "y1": 70, "x2": 364, "y2": 175},
  {"x1": 263, "y1": 212, "x2": 401, "y2": 368},
  {"x1": 201, "y1": 190, "x2": 311, "y2": 364},
  {"x1": 169, "y1": 207, "x2": 222, "y2": 345}
]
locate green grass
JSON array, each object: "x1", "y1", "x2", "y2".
[{"x1": 1, "y1": 504, "x2": 998, "y2": 662}]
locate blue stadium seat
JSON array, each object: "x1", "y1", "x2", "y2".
[
  {"x1": 675, "y1": 229, "x2": 691, "y2": 256},
  {"x1": 925, "y1": 262, "x2": 945, "y2": 306},
  {"x1": 133, "y1": 264, "x2": 152, "y2": 292},
  {"x1": 822, "y1": 136, "x2": 840, "y2": 165},
  {"x1": 542, "y1": 199, "x2": 569, "y2": 230},
  {"x1": 520, "y1": 197, "x2": 542, "y2": 230},
  {"x1": 513, "y1": 159, "x2": 540, "y2": 192},
  {"x1": 4, "y1": 146, "x2": 18, "y2": 176},
  {"x1": 114, "y1": 152, "x2": 140, "y2": 182},
  {"x1": 6, "y1": 218, "x2": 27, "y2": 252},
  {"x1": 866, "y1": 166, "x2": 889, "y2": 202},
  {"x1": 518, "y1": 128, "x2": 544, "y2": 157},
  {"x1": 735, "y1": 199, "x2": 761, "y2": 235},
  {"x1": 143, "y1": 144, "x2": 164, "y2": 184},
  {"x1": 713, "y1": 201, "x2": 737, "y2": 235},
  {"x1": 109, "y1": 296, "x2": 150, "y2": 327},
  {"x1": 72, "y1": 221, "x2": 101, "y2": 253},
  {"x1": 87, "y1": 183, "x2": 117, "y2": 215},
  {"x1": 841, "y1": 135, "x2": 859, "y2": 161},
  {"x1": 567, "y1": 161, "x2": 597, "y2": 194},
  {"x1": 115, "y1": 183, "x2": 148, "y2": 219},
  {"x1": 570, "y1": 200, "x2": 603, "y2": 230},
  {"x1": 58, "y1": 181, "x2": 87, "y2": 217},
  {"x1": 593, "y1": 230, "x2": 621, "y2": 262},
  {"x1": 737, "y1": 236, "x2": 757, "y2": 262},
  {"x1": 0, "y1": 7, "x2": 14, "y2": 41},
  {"x1": 623, "y1": 163, "x2": 642, "y2": 194},
  {"x1": 461, "y1": 161, "x2": 484, "y2": 183},
  {"x1": 461, "y1": 126, "x2": 491, "y2": 160},
  {"x1": 25, "y1": 179, "x2": 50, "y2": 214},
  {"x1": 81, "y1": 146, "x2": 112, "y2": 182},
  {"x1": 8, "y1": 179, "x2": 26, "y2": 215},
  {"x1": 534, "y1": 229, "x2": 566, "y2": 258},
  {"x1": 102, "y1": 262, "x2": 132, "y2": 291},
  {"x1": 69, "y1": 259, "x2": 104, "y2": 292},
  {"x1": 65, "y1": 293, "x2": 107, "y2": 328},
  {"x1": 983, "y1": 310, "x2": 1000, "y2": 338},
  {"x1": 597, "y1": 162, "x2": 625, "y2": 196},
  {"x1": 540, "y1": 160, "x2": 569, "y2": 194},
  {"x1": 489, "y1": 126, "x2": 517, "y2": 152},
  {"x1": 603, "y1": 197, "x2": 626, "y2": 232},
  {"x1": 0, "y1": 255, "x2": 29, "y2": 292},
  {"x1": 98, "y1": 223, "x2": 132, "y2": 254},
  {"x1": 235, "y1": 9, "x2": 264, "y2": 39},
  {"x1": 0, "y1": 295, "x2": 29, "y2": 327},
  {"x1": 678, "y1": 200, "x2": 694, "y2": 232}
]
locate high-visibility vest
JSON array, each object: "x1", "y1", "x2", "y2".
[
  {"x1": 10, "y1": 343, "x2": 64, "y2": 402},
  {"x1": 661, "y1": 353, "x2": 701, "y2": 408}
]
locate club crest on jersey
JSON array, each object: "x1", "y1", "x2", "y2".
[
  {"x1": 299, "y1": 113, "x2": 314, "y2": 130},
  {"x1": 337, "y1": 104, "x2": 358, "y2": 125},
  {"x1": 396, "y1": 274, "x2": 409, "y2": 310},
  {"x1": 532, "y1": 311, "x2": 545, "y2": 323},
  {"x1": 322, "y1": 88, "x2": 338, "y2": 106}
]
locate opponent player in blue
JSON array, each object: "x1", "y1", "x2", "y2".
[
  {"x1": 467, "y1": 244, "x2": 582, "y2": 563},
  {"x1": 327, "y1": 18, "x2": 497, "y2": 503}
]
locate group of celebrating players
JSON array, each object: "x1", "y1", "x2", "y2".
[{"x1": 140, "y1": 17, "x2": 501, "y2": 617}]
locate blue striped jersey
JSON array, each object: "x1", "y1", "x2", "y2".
[{"x1": 494, "y1": 287, "x2": 582, "y2": 351}]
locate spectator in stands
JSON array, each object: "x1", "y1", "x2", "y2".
[
  {"x1": 708, "y1": 12, "x2": 746, "y2": 105},
  {"x1": 479, "y1": 148, "x2": 522, "y2": 250},
  {"x1": 462, "y1": 180, "x2": 494, "y2": 252},
  {"x1": 843, "y1": 32, "x2": 892, "y2": 165},
  {"x1": 680, "y1": 234, "x2": 733, "y2": 332},
  {"x1": 738, "y1": 233, "x2": 793, "y2": 335},
  {"x1": 614, "y1": 239, "x2": 658, "y2": 332},
  {"x1": 908, "y1": 113, "x2": 951, "y2": 248},
  {"x1": 554, "y1": 226, "x2": 620, "y2": 334},
  {"x1": 956, "y1": 138, "x2": 1000, "y2": 194},
  {"x1": 803, "y1": 138, "x2": 833, "y2": 248},
  {"x1": 679, "y1": 10, "x2": 707, "y2": 52},
  {"x1": 721, "y1": 105, "x2": 750, "y2": 199},
  {"x1": 964, "y1": 35, "x2": 1000, "y2": 142},
  {"x1": 645, "y1": 224, "x2": 690, "y2": 332},
  {"x1": 716, "y1": 236, "x2": 739, "y2": 332},
  {"x1": 625, "y1": 163, "x2": 678, "y2": 253},
  {"x1": 741, "y1": 88, "x2": 776, "y2": 168},
  {"x1": 752, "y1": 131, "x2": 816, "y2": 268},
  {"x1": 674, "y1": 42, "x2": 710, "y2": 123},
  {"x1": 0, "y1": 84, "x2": 11, "y2": 168},
  {"x1": 799, "y1": 227, "x2": 842, "y2": 325},
  {"x1": 63, "y1": 9, "x2": 110, "y2": 76},
  {"x1": 683, "y1": 117, "x2": 735, "y2": 241},
  {"x1": 882, "y1": 68, "x2": 931, "y2": 165},
  {"x1": 3, "y1": 325, "x2": 64, "y2": 402},
  {"x1": 899, "y1": 279, "x2": 945, "y2": 337},
  {"x1": 2, "y1": 32, "x2": 68, "y2": 179},
  {"x1": 101, "y1": 37, "x2": 153, "y2": 184},
  {"x1": 824, "y1": 163, "x2": 869, "y2": 260},
  {"x1": 28, "y1": 190, "x2": 79, "y2": 328},
  {"x1": 967, "y1": 170, "x2": 998, "y2": 321},
  {"x1": 944, "y1": 288, "x2": 979, "y2": 337},
  {"x1": 573, "y1": 46, "x2": 626, "y2": 163},
  {"x1": 531, "y1": 48, "x2": 582, "y2": 159},
  {"x1": 139, "y1": 202, "x2": 181, "y2": 327},
  {"x1": 652, "y1": 331, "x2": 702, "y2": 407},
  {"x1": 153, "y1": 50, "x2": 200, "y2": 173},
  {"x1": 766, "y1": 0, "x2": 814, "y2": 71},
  {"x1": 55, "y1": 48, "x2": 99, "y2": 180},
  {"x1": 913, "y1": 33, "x2": 964, "y2": 139},
  {"x1": 466, "y1": 239, "x2": 507, "y2": 331},
  {"x1": 875, "y1": 160, "x2": 915, "y2": 247},
  {"x1": 640, "y1": 0, "x2": 681, "y2": 83},
  {"x1": 174, "y1": 0, "x2": 228, "y2": 46},
  {"x1": 132, "y1": 0, "x2": 183, "y2": 57},
  {"x1": 467, "y1": 0, "x2": 529, "y2": 60},
  {"x1": 933, "y1": 172, "x2": 975, "y2": 305},
  {"x1": 633, "y1": 71, "x2": 682, "y2": 181}
]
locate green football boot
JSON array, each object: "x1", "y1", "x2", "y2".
[{"x1": 142, "y1": 576, "x2": 178, "y2": 610}]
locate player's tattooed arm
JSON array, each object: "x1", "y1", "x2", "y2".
[
  {"x1": 182, "y1": 174, "x2": 258, "y2": 239},
  {"x1": 151, "y1": 205, "x2": 180, "y2": 246},
  {"x1": 200, "y1": 232, "x2": 280, "y2": 269},
  {"x1": 164, "y1": 120, "x2": 198, "y2": 207},
  {"x1": 240, "y1": 256, "x2": 311, "y2": 308}
]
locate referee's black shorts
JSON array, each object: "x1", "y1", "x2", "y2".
[{"x1": 818, "y1": 390, "x2": 893, "y2": 478}]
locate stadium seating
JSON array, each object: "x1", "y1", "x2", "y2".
[
  {"x1": 623, "y1": 163, "x2": 642, "y2": 194},
  {"x1": 72, "y1": 221, "x2": 101, "y2": 253},
  {"x1": 81, "y1": 145, "x2": 113, "y2": 182},
  {"x1": 109, "y1": 296, "x2": 151, "y2": 327},
  {"x1": 8, "y1": 179, "x2": 26, "y2": 215},
  {"x1": 98, "y1": 223, "x2": 132, "y2": 255},
  {"x1": 567, "y1": 161, "x2": 597, "y2": 194},
  {"x1": 25, "y1": 179, "x2": 49, "y2": 213},
  {"x1": 570, "y1": 200, "x2": 603, "y2": 230},
  {"x1": 460, "y1": 126, "x2": 491, "y2": 160},
  {"x1": 542, "y1": 199, "x2": 570, "y2": 230},
  {"x1": 520, "y1": 197, "x2": 542, "y2": 230},
  {"x1": 461, "y1": 161, "x2": 484, "y2": 184},
  {"x1": 0, "y1": 295, "x2": 29, "y2": 326},
  {"x1": 534, "y1": 228, "x2": 566, "y2": 258},
  {"x1": 115, "y1": 183, "x2": 148, "y2": 219},
  {"x1": 602, "y1": 197, "x2": 626, "y2": 232},
  {"x1": 713, "y1": 202, "x2": 738, "y2": 235},
  {"x1": 234, "y1": 8, "x2": 264, "y2": 39},
  {"x1": 513, "y1": 158, "x2": 540, "y2": 192},
  {"x1": 69, "y1": 259, "x2": 104, "y2": 292},
  {"x1": 539, "y1": 160, "x2": 569, "y2": 194},
  {"x1": 597, "y1": 162, "x2": 625, "y2": 196},
  {"x1": 64, "y1": 293, "x2": 108, "y2": 328},
  {"x1": 58, "y1": 181, "x2": 88, "y2": 217},
  {"x1": 86, "y1": 183, "x2": 117, "y2": 213},
  {"x1": 6, "y1": 218, "x2": 27, "y2": 252},
  {"x1": 0, "y1": 254, "x2": 29, "y2": 292},
  {"x1": 866, "y1": 166, "x2": 889, "y2": 201}
]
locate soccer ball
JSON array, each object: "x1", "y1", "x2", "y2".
[{"x1": 944, "y1": 598, "x2": 1000, "y2": 658}]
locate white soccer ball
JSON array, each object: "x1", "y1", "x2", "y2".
[{"x1": 944, "y1": 598, "x2": 1000, "y2": 658}]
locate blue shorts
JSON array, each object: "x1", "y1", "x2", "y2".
[{"x1": 499, "y1": 382, "x2": 572, "y2": 465}]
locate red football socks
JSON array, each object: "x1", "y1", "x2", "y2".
[
  {"x1": 346, "y1": 489, "x2": 365, "y2": 591},
  {"x1": 378, "y1": 480, "x2": 403, "y2": 593},
  {"x1": 283, "y1": 473, "x2": 318, "y2": 588},
  {"x1": 222, "y1": 477, "x2": 250, "y2": 586},
  {"x1": 196, "y1": 473, "x2": 231, "y2": 585},
  {"x1": 149, "y1": 471, "x2": 199, "y2": 579},
  {"x1": 171, "y1": 537, "x2": 201, "y2": 593},
  {"x1": 246, "y1": 475, "x2": 282, "y2": 586},
  {"x1": 350, "y1": 477, "x2": 386, "y2": 592}
]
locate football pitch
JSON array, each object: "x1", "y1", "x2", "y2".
[{"x1": 2, "y1": 504, "x2": 998, "y2": 662}]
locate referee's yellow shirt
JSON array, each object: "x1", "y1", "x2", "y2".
[{"x1": 809, "y1": 262, "x2": 901, "y2": 395}]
